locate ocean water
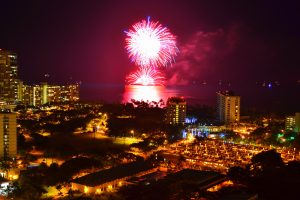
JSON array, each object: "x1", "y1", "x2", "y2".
[
  {"x1": 80, "y1": 83, "x2": 300, "y2": 113},
  {"x1": 80, "y1": 84, "x2": 216, "y2": 105}
]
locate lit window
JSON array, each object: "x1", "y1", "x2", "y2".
[{"x1": 84, "y1": 186, "x2": 89, "y2": 193}]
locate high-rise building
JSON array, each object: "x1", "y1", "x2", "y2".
[
  {"x1": 65, "y1": 84, "x2": 80, "y2": 102},
  {"x1": 44, "y1": 83, "x2": 80, "y2": 104},
  {"x1": 0, "y1": 49, "x2": 80, "y2": 106},
  {"x1": 165, "y1": 97, "x2": 186, "y2": 125},
  {"x1": 285, "y1": 116, "x2": 296, "y2": 131},
  {"x1": 285, "y1": 113, "x2": 300, "y2": 132},
  {"x1": 295, "y1": 113, "x2": 300, "y2": 133},
  {"x1": 21, "y1": 82, "x2": 80, "y2": 106},
  {"x1": 217, "y1": 91, "x2": 240, "y2": 125},
  {"x1": 0, "y1": 102, "x2": 16, "y2": 112},
  {"x1": 0, "y1": 112, "x2": 17, "y2": 158},
  {"x1": 0, "y1": 49, "x2": 18, "y2": 104},
  {"x1": 17, "y1": 80, "x2": 24, "y2": 102},
  {"x1": 41, "y1": 82, "x2": 48, "y2": 105},
  {"x1": 21, "y1": 84, "x2": 42, "y2": 106},
  {"x1": 22, "y1": 84, "x2": 34, "y2": 106}
]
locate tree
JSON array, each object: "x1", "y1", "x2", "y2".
[
  {"x1": 250, "y1": 149, "x2": 284, "y2": 175},
  {"x1": 56, "y1": 184, "x2": 62, "y2": 196},
  {"x1": 247, "y1": 152, "x2": 300, "y2": 199},
  {"x1": 227, "y1": 166, "x2": 249, "y2": 184},
  {"x1": 17, "y1": 133, "x2": 27, "y2": 150},
  {"x1": 7, "y1": 181, "x2": 22, "y2": 198},
  {"x1": 38, "y1": 162, "x2": 48, "y2": 172},
  {"x1": 15, "y1": 174, "x2": 46, "y2": 200},
  {"x1": 0, "y1": 159, "x2": 11, "y2": 178},
  {"x1": 250, "y1": 127, "x2": 266, "y2": 139}
]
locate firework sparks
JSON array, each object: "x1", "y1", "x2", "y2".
[
  {"x1": 125, "y1": 17, "x2": 178, "y2": 68},
  {"x1": 126, "y1": 67, "x2": 165, "y2": 86}
]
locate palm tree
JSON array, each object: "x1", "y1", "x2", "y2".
[{"x1": 0, "y1": 159, "x2": 11, "y2": 178}]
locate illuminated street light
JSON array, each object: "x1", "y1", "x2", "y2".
[{"x1": 130, "y1": 130, "x2": 134, "y2": 138}]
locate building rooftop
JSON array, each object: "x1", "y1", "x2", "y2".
[
  {"x1": 217, "y1": 90, "x2": 237, "y2": 96},
  {"x1": 0, "y1": 108, "x2": 15, "y2": 113},
  {"x1": 71, "y1": 161, "x2": 154, "y2": 187},
  {"x1": 165, "y1": 169, "x2": 226, "y2": 190},
  {"x1": 167, "y1": 97, "x2": 186, "y2": 104}
]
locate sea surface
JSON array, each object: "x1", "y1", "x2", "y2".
[
  {"x1": 80, "y1": 84, "x2": 216, "y2": 105},
  {"x1": 80, "y1": 83, "x2": 300, "y2": 113}
]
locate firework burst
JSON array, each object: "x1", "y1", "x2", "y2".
[
  {"x1": 126, "y1": 67, "x2": 165, "y2": 86},
  {"x1": 125, "y1": 17, "x2": 178, "y2": 68}
]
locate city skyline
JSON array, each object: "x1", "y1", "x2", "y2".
[
  {"x1": 0, "y1": 0, "x2": 299, "y2": 112},
  {"x1": 1, "y1": 1, "x2": 300, "y2": 199}
]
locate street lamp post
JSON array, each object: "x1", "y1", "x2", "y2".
[{"x1": 130, "y1": 130, "x2": 134, "y2": 138}]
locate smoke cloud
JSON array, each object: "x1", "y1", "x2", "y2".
[{"x1": 166, "y1": 24, "x2": 242, "y2": 85}]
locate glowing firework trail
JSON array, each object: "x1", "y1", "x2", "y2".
[
  {"x1": 124, "y1": 17, "x2": 178, "y2": 86},
  {"x1": 125, "y1": 17, "x2": 178, "y2": 68},
  {"x1": 126, "y1": 67, "x2": 165, "y2": 86}
]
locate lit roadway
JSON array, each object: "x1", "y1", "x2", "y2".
[{"x1": 161, "y1": 139, "x2": 300, "y2": 173}]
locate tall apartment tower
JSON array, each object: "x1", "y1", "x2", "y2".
[
  {"x1": 21, "y1": 83, "x2": 80, "y2": 106},
  {"x1": 285, "y1": 112, "x2": 300, "y2": 132},
  {"x1": 0, "y1": 49, "x2": 18, "y2": 104},
  {"x1": 285, "y1": 116, "x2": 296, "y2": 131},
  {"x1": 295, "y1": 113, "x2": 300, "y2": 133},
  {"x1": 217, "y1": 91, "x2": 240, "y2": 125},
  {"x1": 0, "y1": 112, "x2": 17, "y2": 158},
  {"x1": 41, "y1": 82, "x2": 48, "y2": 105},
  {"x1": 165, "y1": 97, "x2": 186, "y2": 125}
]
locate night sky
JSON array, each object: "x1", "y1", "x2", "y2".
[{"x1": 0, "y1": 0, "x2": 299, "y2": 110}]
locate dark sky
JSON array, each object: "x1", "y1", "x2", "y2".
[{"x1": 0, "y1": 0, "x2": 300, "y2": 109}]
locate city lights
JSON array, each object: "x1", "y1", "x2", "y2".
[{"x1": 0, "y1": 1, "x2": 299, "y2": 199}]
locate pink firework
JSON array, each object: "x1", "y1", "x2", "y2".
[
  {"x1": 125, "y1": 17, "x2": 178, "y2": 68},
  {"x1": 126, "y1": 67, "x2": 165, "y2": 86}
]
